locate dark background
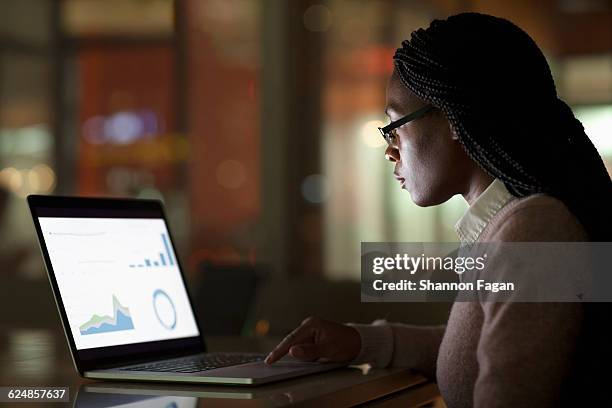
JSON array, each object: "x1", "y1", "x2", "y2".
[{"x1": 0, "y1": 0, "x2": 610, "y2": 344}]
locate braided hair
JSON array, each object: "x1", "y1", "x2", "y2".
[{"x1": 394, "y1": 12, "x2": 612, "y2": 241}]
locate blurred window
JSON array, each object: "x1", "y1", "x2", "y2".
[
  {"x1": 574, "y1": 105, "x2": 612, "y2": 160},
  {"x1": 320, "y1": 1, "x2": 467, "y2": 279},
  {"x1": 0, "y1": 1, "x2": 53, "y2": 278},
  {"x1": 62, "y1": 0, "x2": 173, "y2": 37},
  {"x1": 0, "y1": 0, "x2": 51, "y2": 46},
  {"x1": 64, "y1": 0, "x2": 193, "y2": 255},
  {"x1": 561, "y1": 54, "x2": 612, "y2": 104}
]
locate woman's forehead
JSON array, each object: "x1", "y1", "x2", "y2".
[{"x1": 387, "y1": 72, "x2": 423, "y2": 112}]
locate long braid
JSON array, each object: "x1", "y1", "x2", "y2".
[{"x1": 394, "y1": 13, "x2": 612, "y2": 240}]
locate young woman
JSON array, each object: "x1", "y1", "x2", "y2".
[{"x1": 265, "y1": 13, "x2": 612, "y2": 407}]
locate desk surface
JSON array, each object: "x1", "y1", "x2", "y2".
[{"x1": 0, "y1": 330, "x2": 441, "y2": 407}]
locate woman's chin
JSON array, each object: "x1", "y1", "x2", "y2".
[
  {"x1": 407, "y1": 189, "x2": 426, "y2": 207},
  {"x1": 407, "y1": 187, "x2": 439, "y2": 207}
]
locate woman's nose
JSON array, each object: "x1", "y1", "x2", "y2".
[{"x1": 384, "y1": 146, "x2": 400, "y2": 162}]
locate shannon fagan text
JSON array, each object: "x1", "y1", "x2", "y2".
[{"x1": 373, "y1": 279, "x2": 515, "y2": 293}]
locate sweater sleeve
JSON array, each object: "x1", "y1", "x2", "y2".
[{"x1": 347, "y1": 319, "x2": 445, "y2": 379}]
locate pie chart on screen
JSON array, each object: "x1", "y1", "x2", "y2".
[{"x1": 153, "y1": 289, "x2": 177, "y2": 330}]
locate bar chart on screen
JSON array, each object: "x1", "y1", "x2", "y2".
[{"x1": 129, "y1": 233, "x2": 176, "y2": 268}]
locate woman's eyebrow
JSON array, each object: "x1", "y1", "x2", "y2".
[{"x1": 385, "y1": 103, "x2": 406, "y2": 118}]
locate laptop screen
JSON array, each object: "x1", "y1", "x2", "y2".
[{"x1": 37, "y1": 216, "x2": 200, "y2": 350}]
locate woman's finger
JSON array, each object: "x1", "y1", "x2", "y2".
[{"x1": 264, "y1": 323, "x2": 316, "y2": 364}]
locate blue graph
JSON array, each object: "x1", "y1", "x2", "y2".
[
  {"x1": 129, "y1": 233, "x2": 176, "y2": 269},
  {"x1": 79, "y1": 295, "x2": 135, "y2": 335}
]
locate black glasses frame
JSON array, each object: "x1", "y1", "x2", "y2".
[{"x1": 378, "y1": 105, "x2": 435, "y2": 145}]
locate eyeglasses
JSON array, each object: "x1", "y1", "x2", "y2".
[{"x1": 378, "y1": 105, "x2": 435, "y2": 146}]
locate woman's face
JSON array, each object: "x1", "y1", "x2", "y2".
[{"x1": 384, "y1": 71, "x2": 475, "y2": 206}]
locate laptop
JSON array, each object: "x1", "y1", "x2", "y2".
[{"x1": 27, "y1": 195, "x2": 342, "y2": 385}]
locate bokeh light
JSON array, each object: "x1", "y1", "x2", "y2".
[
  {"x1": 82, "y1": 110, "x2": 159, "y2": 145},
  {"x1": 215, "y1": 160, "x2": 247, "y2": 189},
  {"x1": 0, "y1": 164, "x2": 56, "y2": 197},
  {"x1": 361, "y1": 119, "x2": 386, "y2": 148},
  {"x1": 575, "y1": 106, "x2": 612, "y2": 155},
  {"x1": 301, "y1": 174, "x2": 330, "y2": 203},
  {"x1": 137, "y1": 187, "x2": 165, "y2": 202},
  {"x1": 0, "y1": 167, "x2": 23, "y2": 191},
  {"x1": 303, "y1": 4, "x2": 332, "y2": 32}
]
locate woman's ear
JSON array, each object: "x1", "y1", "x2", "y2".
[
  {"x1": 440, "y1": 113, "x2": 459, "y2": 140},
  {"x1": 450, "y1": 124, "x2": 460, "y2": 140}
]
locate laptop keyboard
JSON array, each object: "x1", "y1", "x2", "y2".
[{"x1": 122, "y1": 353, "x2": 265, "y2": 374}]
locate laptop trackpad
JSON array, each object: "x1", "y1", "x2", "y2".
[{"x1": 200, "y1": 360, "x2": 340, "y2": 380}]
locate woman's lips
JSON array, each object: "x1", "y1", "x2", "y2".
[{"x1": 394, "y1": 175, "x2": 406, "y2": 189}]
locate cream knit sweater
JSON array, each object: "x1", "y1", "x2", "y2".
[{"x1": 350, "y1": 190, "x2": 602, "y2": 407}]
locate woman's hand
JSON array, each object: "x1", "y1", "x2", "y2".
[{"x1": 264, "y1": 317, "x2": 361, "y2": 364}]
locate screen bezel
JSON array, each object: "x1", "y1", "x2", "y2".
[{"x1": 27, "y1": 195, "x2": 206, "y2": 373}]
